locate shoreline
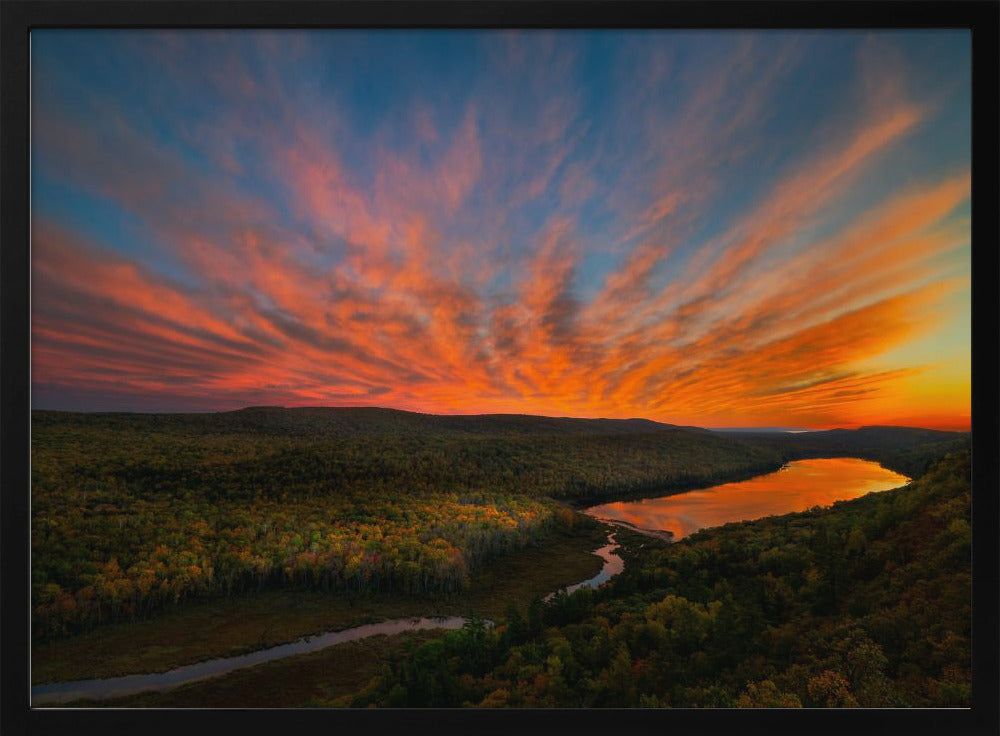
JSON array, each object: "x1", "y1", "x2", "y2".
[
  {"x1": 560, "y1": 451, "x2": 918, "y2": 512},
  {"x1": 560, "y1": 460, "x2": 788, "y2": 511}
]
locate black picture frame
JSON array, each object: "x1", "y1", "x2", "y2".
[{"x1": 2, "y1": 2, "x2": 997, "y2": 735}]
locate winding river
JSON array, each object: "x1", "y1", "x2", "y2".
[
  {"x1": 544, "y1": 533, "x2": 623, "y2": 602},
  {"x1": 31, "y1": 617, "x2": 471, "y2": 705},
  {"x1": 32, "y1": 457, "x2": 907, "y2": 706},
  {"x1": 32, "y1": 535, "x2": 626, "y2": 706}
]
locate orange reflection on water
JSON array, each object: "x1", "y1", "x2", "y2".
[{"x1": 585, "y1": 457, "x2": 911, "y2": 539}]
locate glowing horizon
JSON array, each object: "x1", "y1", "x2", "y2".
[{"x1": 30, "y1": 31, "x2": 971, "y2": 431}]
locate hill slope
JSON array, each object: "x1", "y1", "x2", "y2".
[
  {"x1": 353, "y1": 450, "x2": 972, "y2": 708},
  {"x1": 30, "y1": 408, "x2": 779, "y2": 639},
  {"x1": 30, "y1": 408, "x2": 967, "y2": 641}
]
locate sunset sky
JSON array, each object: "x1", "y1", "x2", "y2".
[{"x1": 30, "y1": 31, "x2": 971, "y2": 430}]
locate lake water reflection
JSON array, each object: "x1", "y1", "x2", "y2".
[{"x1": 584, "y1": 457, "x2": 910, "y2": 540}]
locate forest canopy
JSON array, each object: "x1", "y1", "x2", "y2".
[
  {"x1": 31, "y1": 408, "x2": 968, "y2": 645},
  {"x1": 351, "y1": 451, "x2": 971, "y2": 708}
]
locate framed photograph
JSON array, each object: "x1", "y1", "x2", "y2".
[{"x1": 2, "y1": 2, "x2": 997, "y2": 735}]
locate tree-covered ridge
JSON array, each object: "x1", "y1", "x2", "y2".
[
  {"x1": 30, "y1": 409, "x2": 779, "y2": 639},
  {"x1": 32, "y1": 406, "x2": 688, "y2": 438},
  {"x1": 32, "y1": 408, "x2": 784, "y2": 503},
  {"x1": 351, "y1": 451, "x2": 971, "y2": 708}
]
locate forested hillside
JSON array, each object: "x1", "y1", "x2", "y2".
[
  {"x1": 352, "y1": 450, "x2": 971, "y2": 708},
  {"x1": 31, "y1": 409, "x2": 967, "y2": 643},
  {"x1": 30, "y1": 408, "x2": 780, "y2": 639}
]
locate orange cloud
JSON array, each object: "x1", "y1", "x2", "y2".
[{"x1": 30, "y1": 35, "x2": 969, "y2": 430}]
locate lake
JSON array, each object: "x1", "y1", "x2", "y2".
[{"x1": 583, "y1": 457, "x2": 911, "y2": 540}]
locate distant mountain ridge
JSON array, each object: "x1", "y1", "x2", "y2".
[
  {"x1": 33, "y1": 405, "x2": 695, "y2": 437},
  {"x1": 33, "y1": 405, "x2": 966, "y2": 439}
]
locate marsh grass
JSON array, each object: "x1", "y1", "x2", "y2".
[{"x1": 32, "y1": 521, "x2": 612, "y2": 687}]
